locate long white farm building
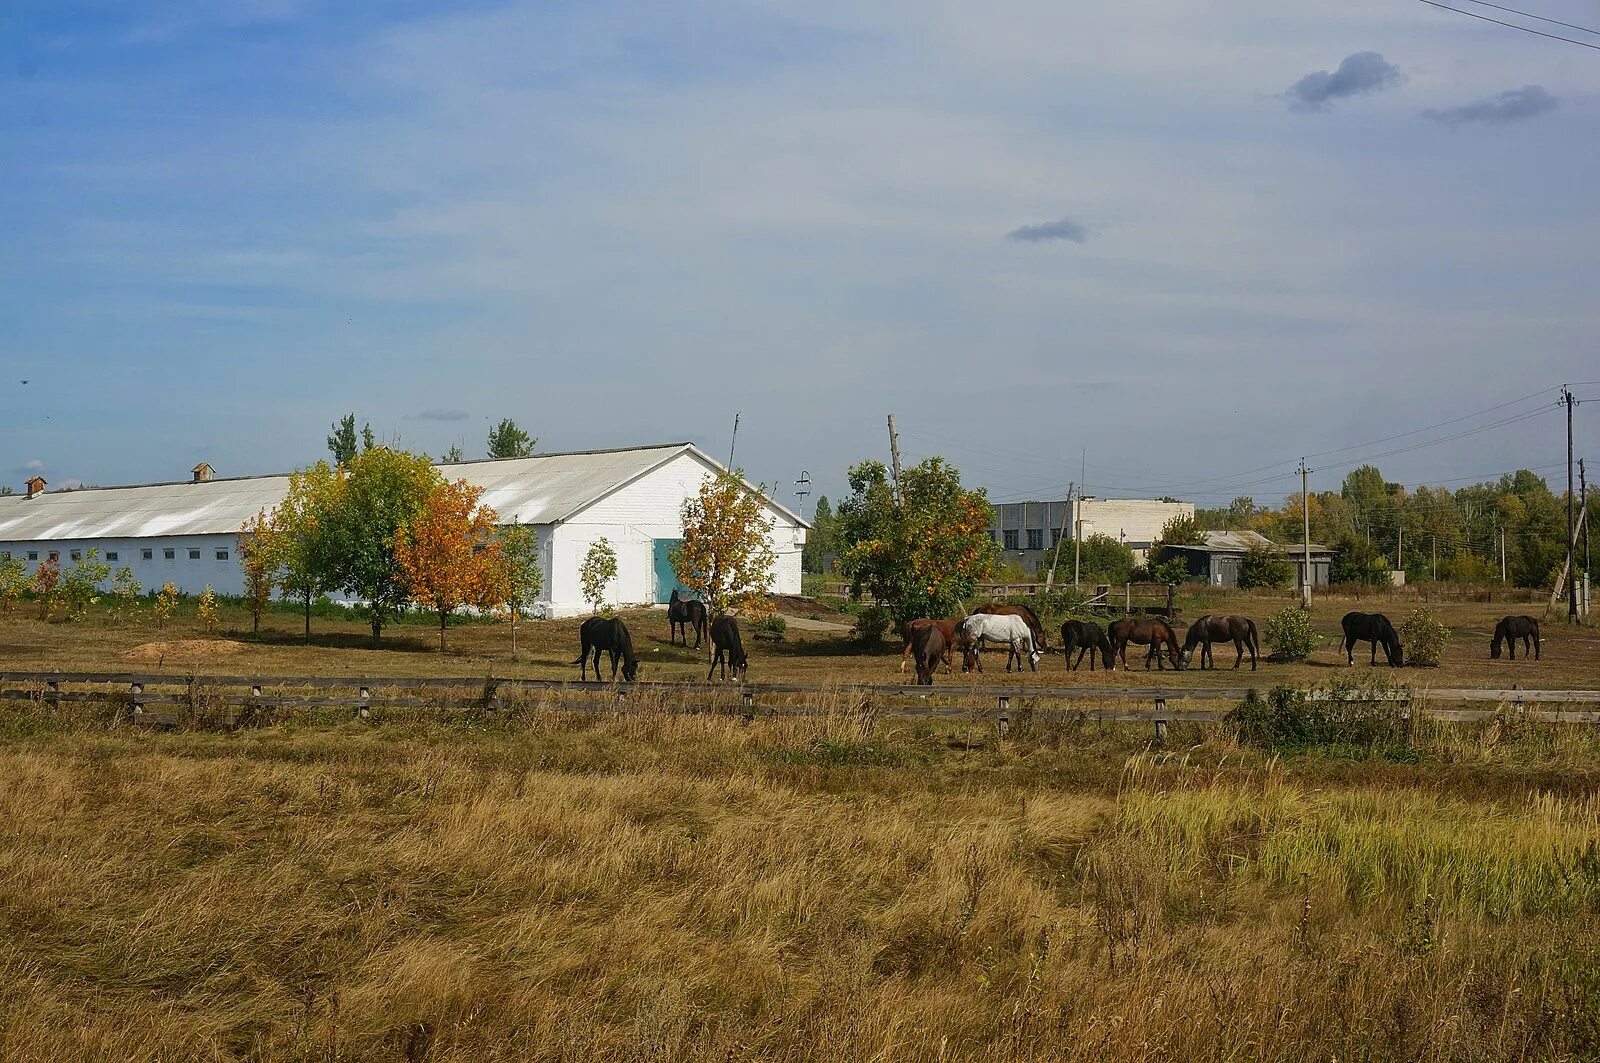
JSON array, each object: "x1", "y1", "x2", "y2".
[{"x1": 0, "y1": 443, "x2": 807, "y2": 617}]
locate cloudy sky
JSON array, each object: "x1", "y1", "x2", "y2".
[{"x1": 2, "y1": 0, "x2": 1596, "y2": 511}]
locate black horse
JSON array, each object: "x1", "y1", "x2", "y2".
[
  {"x1": 707, "y1": 615, "x2": 749, "y2": 681},
  {"x1": 1179, "y1": 614, "x2": 1260, "y2": 671},
  {"x1": 573, "y1": 616, "x2": 640, "y2": 682},
  {"x1": 1059, "y1": 619, "x2": 1113, "y2": 671},
  {"x1": 1490, "y1": 615, "x2": 1541, "y2": 660},
  {"x1": 1341, "y1": 612, "x2": 1404, "y2": 667},
  {"x1": 1108, "y1": 616, "x2": 1182, "y2": 670},
  {"x1": 910, "y1": 623, "x2": 947, "y2": 686},
  {"x1": 667, "y1": 588, "x2": 708, "y2": 648}
]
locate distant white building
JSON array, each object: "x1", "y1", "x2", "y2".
[
  {"x1": 0, "y1": 443, "x2": 807, "y2": 618},
  {"x1": 989, "y1": 496, "x2": 1195, "y2": 570}
]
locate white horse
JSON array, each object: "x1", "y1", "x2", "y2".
[{"x1": 958, "y1": 613, "x2": 1040, "y2": 673}]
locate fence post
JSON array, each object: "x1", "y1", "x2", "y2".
[
  {"x1": 358, "y1": 686, "x2": 370, "y2": 721},
  {"x1": 130, "y1": 681, "x2": 144, "y2": 719},
  {"x1": 1511, "y1": 682, "x2": 1522, "y2": 715},
  {"x1": 46, "y1": 678, "x2": 59, "y2": 713},
  {"x1": 1154, "y1": 696, "x2": 1168, "y2": 744},
  {"x1": 997, "y1": 694, "x2": 1010, "y2": 738},
  {"x1": 742, "y1": 689, "x2": 755, "y2": 723}
]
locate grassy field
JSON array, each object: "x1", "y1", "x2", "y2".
[
  {"x1": 0, "y1": 589, "x2": 1595, "y2": 693},
  {"x1": 1, "y1": 702, "x2": 1598, "y2": 1061}
]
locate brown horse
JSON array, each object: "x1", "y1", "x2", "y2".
[
  {"x1": 1108, "y1": 616, "x2": 1182, "y2": 670},
  {"x1": 901, "y1": 618, "x2": 961, "y2": 674},
  {"x1": 909, "y1": 623, "x2": 947, "y2": 686},
  {"x1": 1179, "y1": 614, "x2": 1260, "y2": 671}
]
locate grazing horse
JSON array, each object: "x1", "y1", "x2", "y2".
[
  {"x1": 1108, "y1": 616, "x2": 1182, "y2": 670},
  {"x1": 1059, "y1": 619, "x2": 1114, "y2": 671},
  {"x1": 707, "y1": 615, "x2": 749, "y2": 681},
  {"x1": 958, "y1": 613, "x2": 1040, "y2": 673},
  {"x1": 901, "y1": 618, "x2": 960, "y2": 674},
  {"x1": 1490, "y1": 615, "x2": 1541, "y2": 660},
  {"x1": 667, "y1": 588, "x2": 708, "y2": 648},
  {"x1": 573, "y1": 616, "x2": 640, "y2": 682},
  {"x1": 976, "y1": 603, "x2": 1048, "y2": 652},
  {"x1": 1180, "y1": 614, "x2": 1260, "y2": 671},
  {"x1": 909, "y1": 623, "x2": 947, "y2": 686},
  {"x1": 1341, "y1": 612, "x2": 1404, "y2": 667}
]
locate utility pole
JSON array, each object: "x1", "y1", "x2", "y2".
[
  {"x1": 727, "y1": 411, "x2": 741, "y2": 468},
  {"x1": 886, "y1": 414, "x2": 903, "y2": 506},
  {"x1": 1397, "y1": 525, "x2": 1404, "y2": 571},
  {"x1": 1432, "y1": 535, "x2": 1437, "y2": 581},
  {"x1": 1299, "y1": 459, "x2": 1312, "y2": 607},
  {"x1": 1582, "y1": 457, "x2": 1591, "y2": 619},
  {"x1": 1074, "y1": 514, "x2": 1085, "y2": 588},
  {"x1": 1499, "y1": 526, "x2": 1507, "y2": 584},
  {"x1": 1045, "y1": 483, "x2": 1075, "y2": 591},
  {"x1": 1565, "y1": 386, "x2": 1578, "y2": 622}
]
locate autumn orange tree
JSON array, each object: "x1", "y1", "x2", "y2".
[
  {"x1": 394, "y1": 479, "x2": 503, "y2": 651},
  {"x1": 835, "y1": 457, "x2": 997, "y2": 623},
  {"x1": 671, "y1": 470, "x2": 777, "y2": 618}
]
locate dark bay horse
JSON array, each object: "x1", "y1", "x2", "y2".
[
  {"x1": 901, "y1": 618, "x2": 960, "y2": 674},
  {"x1": 1341, "y1": 612, "x2": 1404, "y2": 667},
  {"x1": 707, "y1": 615, "x2": 749, "y2": 681},
  {"x1": 1059, "y1": 619, "x2": 1113, "y2": 671},
  {"x1": 1180, "y1": 614, "x2": 1260, "y2": 671},
  {"x1": 910, "y1": 623, "x2": 947, "y2": 686},
  {"x1": 1108, "y1": 616, "x2": 1182, "y2": 670},
  {"x1": 574, "y1": 616, "x2": 640, "y2": 682},
  {"x1": 1490, "y1": 615, "x2": 1541, "y2": 660},
  {"x1": 667, "y1": 588, "x2": 708, "y2": 648}
]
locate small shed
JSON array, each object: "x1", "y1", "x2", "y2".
[{"x1": 1168, "y1": 530, "x2": 1333, "y2": 588}]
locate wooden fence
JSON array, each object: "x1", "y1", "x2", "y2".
[{"x1": 2, "y1": 671, "x2": 1597, "y2": 736}]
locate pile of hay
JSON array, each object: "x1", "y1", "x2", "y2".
[{"x1": 120, "y1": 640, "x2": 247, "y2": 663}]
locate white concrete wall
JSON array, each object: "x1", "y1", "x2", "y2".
[
  {"x1": 1075, "y1": 499, "x2": 1195, "y2": 549},
  {"x1": 0, "y1": 534, "x2": 246, "y2": 597}
]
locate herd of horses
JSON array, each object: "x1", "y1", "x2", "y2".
[{"x1": 572, "y1": 587, "x2": 1544, "y2": 687}]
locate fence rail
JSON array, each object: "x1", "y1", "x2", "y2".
[{"x1": 3, "y1": 671, "x2": 1598, "y2": 731}]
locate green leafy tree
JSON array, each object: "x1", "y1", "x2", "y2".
[
  {"x1": 110, "y1": 566, "x2": 142, "y2": 624},
  {"x1": 197, "y1": 585, "x2": 220, "y2": 634},
  {"x1": 487, "y1": 418, "x2": 536, "y2": 459},
  {"x1": 152, "y1": 582, "x2": 179, "y2": 628},
  {"x1": 361, "y1": 422, "x2": 376, "y2": 452},
  {"x1": 1329, "y1": 532, "x2": 1388, "y2": 586},
  {"x1": 238, "y1": 508, "x2": 278, "y2": 636},
  {"x1": 835, "y1": 458, "x2": 997, "y2": 623},
  {"x1": 60, "y1": 549, "x2": 111, "y2": 622},
  {"x1": 271, "y1": 462, "x2": 343, "y2": 642},
  {"x1": 442, "y1": 443, "x2": 466, "y2": 463},
  {"x1": 1238, "y1": 543, "x2": 1292, "y2": 590},
  {"x1": 0, "y1": 556, "x2": 26, "y2": 613},
  {"x1": 1151, "y1": 514, "x2": 1203, "y2": 565},
  {"x1": 579, "y1": 537, "x2": 619, "y2": 615},
  {"x1": 1077, "y1": 533, "x2": 1136, "y2": 584},
  {"x1": 327, "y1": 413, "x2": 359, "y2": 465},
  {"x1": 496, "y1": 524, "x2": 544, "y2": 657},
  {"x1": 802, "y1": 495, "x2": 835, "y2": 573},
  {"x1": 672, "y1": 470, "x2": 777, "y2": 617},
  {"x1": 324, "y1": 447, "x2": 442, "y2": 646}
]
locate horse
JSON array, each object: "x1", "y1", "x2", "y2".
[
  {"x1": 1059, "y1": 619, "x2": 1113, "y2": 671},
  {"x1": 707, "y1": 615, "x2": 749, "y2": 681},
  {"x1": 1490, "y1": 615, "x2": 1541, "y2": 660},
  {"x1": 976, "y1": 603, "x2": 1047, "y2": 652},
  {"x1": 574, "y1": 616, "x2": 640, "y2": 682},
  {"x1": 667, "y1": 588, "x2": 708, "y2": 648},
  {"x1": 1340, "y1": 612, "x2": 1404, "y2": 667},
  {"x1": 1179, "y1": 614, "x2": 1260, "y2": 671},
  {"x1": 958, "y1": 613, "x2": 1040, "y2": 673},
  {"x1": 1107, "y1": 616, "x2": 1182, "y2": 670},
  {"x1": 910, "y1": 623, "x2": 947, "y2": 686},
  {"x1": 901, "y1": 618, "x2": 960, "y2": 674}
]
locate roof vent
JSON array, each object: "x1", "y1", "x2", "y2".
[
  {"x1": 24, "y1": 476, "x2": 45, "y2": 499},
  {"x1": 191, "y1": 463, "x2": 215, "y2": 483}
]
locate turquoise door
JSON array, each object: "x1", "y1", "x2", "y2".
[{"x1": 653, "y1": 539, "x2": 693, "y2": 604}]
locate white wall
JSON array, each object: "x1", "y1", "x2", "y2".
[{"x1": 0, "y1": 534, "x2": 246, "y2": 597}]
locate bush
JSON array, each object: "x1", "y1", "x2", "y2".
[
  {"x1": 1238, "y1": 544, "x2": 1292, "y2": 590},
  {"x1": 1329, "y1": 532, "x2": 1389, "y2": 586},
  {"x1": 751, "y1": 615, "x2": 787, "y2": 641},
  {"x1": 1399, "y1": 607, "x2": 1449, "y2": 667},
  {"x1": 1264, "y1": 606, "x2": 1319, "y2": 662},
  {"x1": 1149, "y1": 557, "x2": 1190, "y2": 584},
  {"x1": 1228, "y1": 679, "x2": 1413, "y2": 752},
  {"x1": 850, "y1": 605, "x2": 892, "y2": 648}
]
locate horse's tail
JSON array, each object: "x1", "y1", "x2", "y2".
[{"x1": 1246, "y1": 618, "x2": 1260, "y2": 657}]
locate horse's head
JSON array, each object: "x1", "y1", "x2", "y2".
[
  {"x1": 1489, "y1": 635, "x2": 1502, "y2": 659},
  {"x1": 1388, "y1": 640, "x2": 1405, "y2": 667},
  {"x1": 621, "y1": 658, "x2": 640, "y2": 682},
  {"x1": 1178, "y1": 647, "x2": 1194, "y2": 668}
]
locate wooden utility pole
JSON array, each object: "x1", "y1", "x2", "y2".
[
  {"x1": 727, "y1": 411, "x2": 741, "y2": 468},
  {"x1": 1565, "y1": 386, "x2": 1578, "y2": 621},
  {"x1": 1044, "y1": 483, "x2": 1075, "y2": 591},
  {"x1": 1582, "y1": 457, "x2": 1591, "y2": 619},
  {"x1": 1299, "y1": 459, "x2": 1312, "y2": 607},
  {"x1": 1432, "y1": 535, "x2": 1437, "y2": 581},
  {"x1": 886, "y1": 414, "x2": 903, "y2": 505},
  {"x1": 1499, "y1": 526, "x2": 1507, "y2": 584}
]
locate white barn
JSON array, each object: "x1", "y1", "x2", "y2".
[{"x1": 0, "y1": 443, "x2": 807, "y2": 618}]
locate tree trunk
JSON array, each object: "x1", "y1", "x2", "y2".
[
  {"x1": 252, "y1": 611, "x2": 260, "y2": 637},
  {"x1": 371, "y1": 615, "x2": 382, "y2": 649},
  {"x1": 439, "y1": 612, "x2": 447, "y2": 653},
  {"x1": 303, "y1": 593, "x2": 312, "y2": 643},
  {"x1": 510, "y1": 611, "x2": 518, "y2": 658}
]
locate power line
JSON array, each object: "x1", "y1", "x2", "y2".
[
  {"x1": 1415, "y1": 0, "x2": 1600, "y2": 50},
  {"x1": 1454, "y1": 0, "x2": 1600, "y2": 37}
]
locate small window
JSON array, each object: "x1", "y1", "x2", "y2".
[
  {"x1": 69, "y1": 550, "x2": 82, "y2": 562},
  {"x1": 1026, "y1": 529, "x2": 1044, "y2": 551},
  {"x1": 1002, "y1": 530, "x2": 1019, "y2": 550},
  {"x1": 164, "y1": 548, "x2": 176, "y2": 560},
  {"x1": 142, "y1": 549, "x2": 153, "y2": 561},
  {"x1": 28, "y1": 551, "x2": 38, "y2": 562},
  {"x1": 188, "y1": 548, "x2": 201, "y2": 560},
  {"x1": 215, "y1": 549, "x2": 229, "y2": 561},
  {"x1": 105, "y1": 551, "x2": 118, "y2": 562},
  {"x1": 48, "y1": 551, "x2": 59, "y2": 562}
]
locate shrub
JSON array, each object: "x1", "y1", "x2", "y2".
[
  {"x1": 110, "y1": 566, "x2": 142, "y2": 624},
  {"x1": 31, "y1": 557, "x2": 62, "y2": 620},
  {"x1": 1238, "y1": 544, "x2": 1292, "y2": 590},
  {"x1": 1149, "y1": 557, "x2": 1189, "y2": 584},
  {"x1": 851, "y1": 605, "x2": 892, "y2": 647},
  {"x1": 579, "y1": 538, "x2": 619, "y2": 616},
  {"x1": 1264, "y1": 606, "x2": 1319, "y2": 662},
  {"x1": 1228, "y1": 679, "x2": 1412, "y2": 752},
  {"x1": 1399, "y1": 607, "x2": 1448, "y2": 667},
  {"x1": 197, "y1": 585, "x2": 219, "y2": 634},
  {"x1": 751, "y1": 614, "x2": 787, "y2": 641},
  {"x1": 152, "y1": 582, "x2": 180, "y2": 628},
  {"x1": 0, "y1": 557, "x2": 25, "y2": 613}
]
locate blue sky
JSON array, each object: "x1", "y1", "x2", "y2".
[{"x1": 2, "y1": 0, "x2": 1596, "y2": 513}]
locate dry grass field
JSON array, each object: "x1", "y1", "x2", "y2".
[{"x1": 1, "y1": 700, "x2": 1599, "y2": 1061}]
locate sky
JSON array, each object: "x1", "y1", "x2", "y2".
[{"x1": 2, "y1": 0, "x2": 1597, "y2": 515}]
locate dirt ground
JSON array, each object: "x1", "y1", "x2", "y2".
[{"x1": 0, "y1": 590, "x2": 1594, "y2": 692}]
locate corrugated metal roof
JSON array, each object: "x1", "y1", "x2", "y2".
[
  {"x1": 0, "y1": 442, "x2": 724, "y2": 542},
  {"x1": 1184, "y1": 530, "x2": 1331, "y2": 554}
]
